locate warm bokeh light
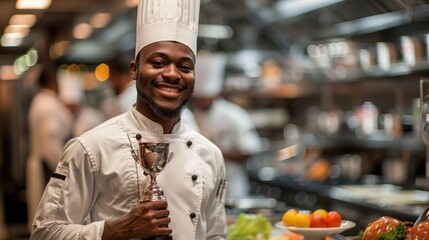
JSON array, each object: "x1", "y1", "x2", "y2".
[
  {"x1": 49, "y1": 40, "x2": 70, "y2": 59},
  {"x1": 4, "y1": 25, "x2": 30, "y2": 36},
  {"x1": 63, "y1": 64, "x2": 82, "y2": 84},
  {"x1": 82, "y1": 72, "x2": 98, "y2": 90},
  {"x1": 73, "y1": 23, "x2": 93, "y2": 39},
  {"x1": 125, "y1": 0, "x2": 139, "y2": 7},
  {"x1": 95, "y1": 63, "x2": 109, "y2": 82},
  {"x1": 0, "y1": 65, "x2": 19, "y2": 81},
  {"x1": 90, "y1": 13, "x2": 111, "y2": 28},
  {"x1": 9, "y1": 14, "x2": 37, "y2": 27},
  {"x1": 16, "y1": 0, "x2": 52, "y2": 9}
]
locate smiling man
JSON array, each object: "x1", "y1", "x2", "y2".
[
  {"x1": 29, "y1": 0, "x2": 228, "y2": 239},
  {"x1": 132, "y1": 42, "x2": 195, "y2": 131}
]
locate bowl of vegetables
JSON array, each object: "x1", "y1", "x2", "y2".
[{"x1": 275, "y1": 208, "x2": 356, "y2": 240}]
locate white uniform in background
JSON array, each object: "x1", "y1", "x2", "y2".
[
  {"x1": 114, "y1": 81, "x2": 136, "y2": 116},
  {"x1": 193, "y1": 52, "x2": 263, "y2": 197},
  {"x1": 101, "y1": 81, "x2": 136, "y2": 118},
  {"x1": 182, "y1": 107, "x2": 200, "y2": 132},
  {"x1": 72, "y1": 106, "x2": 106, "y2": 137},
  {"x1": 194, "y1": 98, "x2": 263, "y2": 197},
  {"x1": 31, "y1": 108, "x2": 227, "y2": 239},
  {"x1": 58, "y1": 70, "x2": 106, "y2": 137},
  {"x1": 27, "y1": 89, "x2": 73, "y2": 229}
]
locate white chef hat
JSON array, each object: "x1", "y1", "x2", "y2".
[
  {"x1": 135, "y1": 0, "x2": 200, "y2": 58},
  {"x1": 58, "y1": 69, "x2": 83, "y2": 105},
  {"x1": 193, "y1": 50, "x2": 227, "y2": 98}
]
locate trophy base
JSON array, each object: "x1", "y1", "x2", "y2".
[{"x1": 141, "y1": 181, "x2": 166, "y2": 203}]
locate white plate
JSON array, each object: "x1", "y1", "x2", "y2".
[{"x1": 275, "y1": 220, "x2": 356, "y2": 240}]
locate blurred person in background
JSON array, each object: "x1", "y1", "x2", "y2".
[
  {"x1": 26, "y1": 63, "x2": 73, "y2": 230},
  {"x1": 191, "y1": 51, "x2": 264, "y2": 198},
  {"x1": 57, "y1": 68, "x2": 106, "y2": 137},
  {"x1": 30, "y1": 0, "x2": 227, "y2": 239},
  {"x1": 101, "y1": 53, "x2": 137, "y2": 118}
]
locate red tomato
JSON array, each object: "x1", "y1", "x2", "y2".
[
  {"x1": 326, "y1": 211, "x2": 342, "y2": 227},
  {"x1": 310, "y1": 213, "x2": 327, "y2": 228}
]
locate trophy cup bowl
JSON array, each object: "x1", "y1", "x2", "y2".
[{"x1": 138, "y1": 142, "x2": 172, "y2": 203}]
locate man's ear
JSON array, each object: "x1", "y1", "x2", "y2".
[{"x1": 130, "y1": 60, "x2": 138, "y2": 80}]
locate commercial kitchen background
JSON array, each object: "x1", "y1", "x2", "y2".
[{"x1": 1, "y1": 0, "x2": 429, "y2": 239}]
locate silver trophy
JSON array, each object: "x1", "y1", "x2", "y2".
[
  {"x1": 137, "y1": 142, "x2": 173, "y2": 239},
  {"x1": 137, "y1": 142, "x2": 173, "y2": 203}
]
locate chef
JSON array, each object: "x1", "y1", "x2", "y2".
[
  {"x1": 30, "y1": 0, "x2": 228, "y2": 239},
  {"x1": 192, "y1": 50, "x2": 264, "y2": 198},
  {"x1": 26, "y1": 64, "x2": 73, "y2": 232}
]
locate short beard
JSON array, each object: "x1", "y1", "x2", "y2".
[{"x1": 138, "y1": 91, "x2": 191, "y2": 119}]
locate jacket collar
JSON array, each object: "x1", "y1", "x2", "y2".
[{"x1": 129, "y1": 106, "x2": 183, "y2": 135}]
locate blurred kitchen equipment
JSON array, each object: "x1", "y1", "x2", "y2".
[
  {"x1": 376, "y1": 42, "x2": 397, "y2": 70},
  {"x1": 225, "y1": 195, "x2": 278, "y2": 216},
  {"x1": 414, "y1": 206, "x2": 429, "y2": 225},
  {"x1": 416, "y1": 78, "x2": 429, "y2": 189}
]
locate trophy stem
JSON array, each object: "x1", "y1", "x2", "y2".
[{"x1": 140, "y1": 176, "x2": 167, "y2": 203}]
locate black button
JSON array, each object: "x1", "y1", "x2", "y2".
[
  {"x1": 136, "y1": 134, "x2": 142, "y2": 140},
  {"x1": 143, "y1": 171, "x2": 148, "y2": 176},
  {"x1": 186, "y1": 141, "x2": 192, "y2": 147},
  {"x1": 190, "y1": 212, "x2": 196, "y2": 219},
  {"x1": 192, "y1": 175, "x2": 198, "y2": 181}
]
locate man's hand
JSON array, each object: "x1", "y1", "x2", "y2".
[{"x1": 102, "y1": 200, "x2": 171, "y2": 240}]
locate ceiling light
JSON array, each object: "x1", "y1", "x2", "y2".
[
  {"x1": 2, "y1": 32, "x2": 27, "y2": 39},
  {"x1": 9, "y1": 14, "x2": 37, "y2": 27},
  {"x1": 1, "y1": 34, "x2": 23, "y2": 47},
  {"x1": 16, "y1": 0, "x2": 52, "y2": 9},
  {"x1": 276, "y1": 0, "x2": 344, "y2": 19},
  {"x1": 4, "y1": 25, "x2": 30, "y2": 37},
  {"x1": 321, "y1": 12, "x2": 405, "y2": 38}
]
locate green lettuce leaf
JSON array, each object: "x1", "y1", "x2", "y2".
[{"x1": 227, "y1": 213, "x2": 272, "y2": 240}]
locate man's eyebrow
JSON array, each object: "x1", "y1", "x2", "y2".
[{"x1": 147, "y1": 51, "x2": 194, "y2": 62}]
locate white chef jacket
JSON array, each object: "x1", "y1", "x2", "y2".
[
  {"x1": 194, "y1": 98, "x2": 263, "y2": 198},
  {"x1": 26, "y1": 89, "x2": 73, "y2": 230},
  {"x1": 30, "y1": 107, "x2": 228, "y2": 240}
]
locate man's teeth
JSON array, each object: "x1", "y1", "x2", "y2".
[{"x1": 159, "y1": 87, "x2": 179, "y2": 93}]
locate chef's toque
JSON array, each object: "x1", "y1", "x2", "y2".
[
  {"x1": 193, "y1": 50, "x2": 227, "y2": 98},
  {"x1": 58, "y1": 69, "x2": 83, "y2": 105},
  {"x1": 135, "y1": 0, "x2": 200, "y2": 58}
]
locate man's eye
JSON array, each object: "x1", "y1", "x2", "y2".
[
  {"x1": 152, "y1": 61, "x2": 164, "y2": 67},
  {"x1": 180, "y1": 65, "x2": 192, "y2": 72}
]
